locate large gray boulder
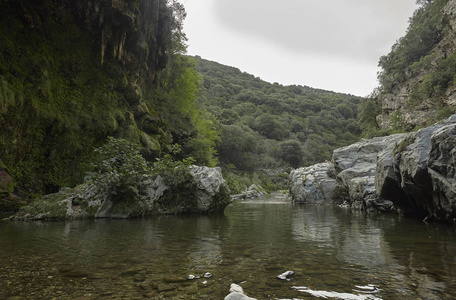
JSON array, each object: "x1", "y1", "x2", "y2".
[
  {"x1": 289, "y1": 162, "x2": 337, "y2": 204},
  {"x1": 190, "y1": 166, "x2": 230, "y2": 213},
  {"x1": 333, "y1": 134, "x2": 406, "y2": 186},
  {"x1": 376, "y1": 126, "x2": 438, "y2": 216},
  {"x1": 290, "y1": 114, "x2": 456, "y2": 222},
  {"x1": 375, "y1": 115, "x2": 456, "y2": 221}
]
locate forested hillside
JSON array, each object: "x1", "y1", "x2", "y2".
[
  {"x1": 194, "y1": 57, "x2": 364, "y2": 191},
  {"x1": 0, "y1": 0, "x2": 219, "y2": 210},
  {"x1": 363, "y1": 0, "x2": 456, "y2": 133}
]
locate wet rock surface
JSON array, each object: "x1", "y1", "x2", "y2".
[
  {"x1": 276, "y1": 270, "x2": 295, "y2": 281},
  {"x1": 375, "y1": 115, "x2": 456, "y2": 220},
  {"x1": 290, "y1": 114, "x2": 456, "y2": 222}
]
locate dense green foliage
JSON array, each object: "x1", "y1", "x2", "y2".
[
  {"x1": 0, "y1": 0, "x2": 218, "y2": 200},
  {"x1": 16, "y1": 137, "x2": 219, "y2": 218},
  {"x1": 378, "y1": 0, "x2": 449, "y2": 92},
  {"x1": 87, "y1": 138, "x2": 200, "y2": 216},
  {"x1": 85, "y1": 137, "x2": 151, "y2": 212},
  {"x1": 193, "y1": 57, "x2": 364, "y2": 191}
]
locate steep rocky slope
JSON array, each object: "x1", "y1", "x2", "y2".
[{"x1": 376, "y1": 0, "x2": 456, "y2": 130}]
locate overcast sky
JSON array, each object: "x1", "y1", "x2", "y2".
[{"x1": 180, "y1": 0, "x2": 418, "y2": 97}]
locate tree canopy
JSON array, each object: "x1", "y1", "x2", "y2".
[{"x1": 193, "y1": 57, "x2": 364, "y2": 181}]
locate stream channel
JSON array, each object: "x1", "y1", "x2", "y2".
[{"x1": 1, "y1": 195, "x2": 456, "y2": 299}]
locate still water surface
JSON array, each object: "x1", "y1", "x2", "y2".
[{"x1": 1, "y1": 197, "x2": 456, "y2": 299}]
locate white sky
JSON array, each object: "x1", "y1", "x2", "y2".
[{"x1": 180, "y1": 0, "x2": 418, "y2": 97}]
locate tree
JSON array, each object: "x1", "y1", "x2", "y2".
[{"x1": 279, "y1": 140, "x2": 303, "y2": 168}]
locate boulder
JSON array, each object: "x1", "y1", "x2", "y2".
[
  {"x1": 190, "y1": 166, "x2": 231, "y2": 213},
  {"x1": 333, "y1": 134, "x2": 406, "y2": 186},
  {"x1": 375, "y1": 138, "x2": 407, "y2": 206},
  {"x1": 375, "y1": 114, "x2": 456, "y2": 221},
  {"x1": 225, "y1": 284, "x2": 257, "y2": 300},
  {"x1": 290, "y1": 114, "x2": 456, "y2": 222},
  {"x1": 384, "y1": 125, "x2": 438, "y2": 216},
  {"x1": 289, "y1": 162, "x2": 337, "y2": 204}
]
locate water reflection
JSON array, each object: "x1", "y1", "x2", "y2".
[
  {"x1": 1, "y1": 200, "x2": 456, "y2": 299},
  {"x1": 291, "y1": 205, "x2": 335, "y2": 245}
]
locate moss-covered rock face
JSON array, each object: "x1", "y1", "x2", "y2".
[
  {"x1": 0, "y1": 0, "x2": 168, "y2": 194},
  {"x1": 0, "y1": 0, "x2": 219, "y2": 210}
]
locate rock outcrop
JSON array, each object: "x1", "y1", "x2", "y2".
[
  {"x1": 231, "y1": 184, "x2": 265, "y2": 200},
  {"x1": 289, "y1": 162, "x2": 337, "y2": 204},
  {"x1": 331, "y1": 134, "x2": 404, "y2": 211},
  {"x1": 190, "y1": 166, "x2": 231, "y2": 213},
  {"x1": 290, "y1": 115, "x2": 456, "y2": 223},
  {"x1": 375, "y1": 115, "x2": 456, "y2": 220},
  {"x1": 12, "y1": 166, "x2": 231, "y2": 220}
]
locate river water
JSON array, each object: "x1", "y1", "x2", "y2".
[{"x1": 1, "y1": 196, "x2": 456, "y2": 299}]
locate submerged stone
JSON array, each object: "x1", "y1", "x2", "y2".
[{"x1": 276, "y1": 270, "x2": 295, "y2": 281}]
